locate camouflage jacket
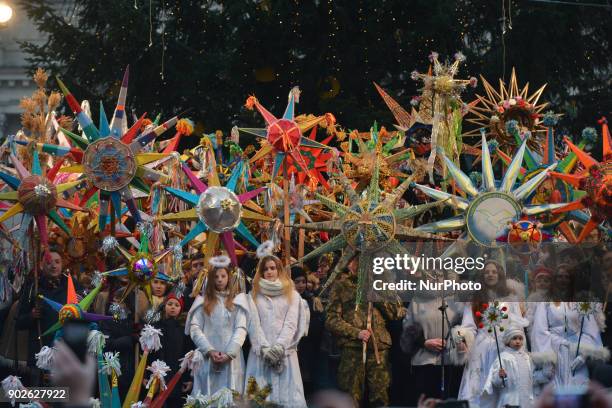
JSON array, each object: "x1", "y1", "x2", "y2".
[{"x1": 325, "y1": 273, "x2": 404, "y2": 350}]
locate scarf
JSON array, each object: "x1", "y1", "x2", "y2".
[{"x1": 258, "y1": 278, "x2": 285, "y2": 297}]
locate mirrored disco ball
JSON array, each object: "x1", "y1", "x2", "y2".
[{"x1": 196, "y1": 186, "x2": 242, "y2": 233}]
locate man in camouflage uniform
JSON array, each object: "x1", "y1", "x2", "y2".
[{"x1": 325, "y1": 256, "x2": 404, "y2": 407}]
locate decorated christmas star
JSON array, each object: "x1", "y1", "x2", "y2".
[
  {"x1": 414, "y1": 132, "x2": 567, "y2": 247},
  {"x1": 101, "y1": 223, "x2": 172, "y2": 303},
  {"x1": 0, "y1": 148, "x2": 84, "y2": 253},
  {"x1": 464, "y1": 68, "x2": 548, "y2": 155},
  {"x1": 38, "y1": 274, "x2": 113, "y2": 337},
  {"x1": 549, "y1": 117, "x2": 611, "y2": 242},
  {"x1": 499, "y1": 113, "x2": 584, "y2": 242},
  {"x1": 239, "y1": 87, "x2": 335, "y2": 189},
  {"x1": 158, "y1": 157, "x2": 272, "y2": 267},
  {"x1": 471, "y1": 114, "x2": 578, "y2": 242},
  {"x1": 475, "y1": 301, "x2": 509, "y2": 386},
  {"x1": 294, "y1": 162, "x2": 449, "y2": 304},
  {"x1": 340, "y1": 122, "x2": 412, "y2": 191},
  {"x1": 411, "y1": 52, "x2": 477, "y2": 183},
  {"x1": 284, "y1": 126, "x2": 335, "y2": 190},
  {"x1": 54, "y1": 67, "x2": 176, "y2": 233}
]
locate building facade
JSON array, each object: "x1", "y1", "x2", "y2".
[{"x1": 0, "y1": 1, "x2": 47, "y2": 137}]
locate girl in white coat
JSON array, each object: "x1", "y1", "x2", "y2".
[
  {"x1": 237, "y1": 243, "x2": 309, "y2": 408},
  {"x1": 186, "y1": 256, "x2": 248, "y2": 396},
  {"x1": 531, "y1": 301, "x2": 609, "y2": 388}
]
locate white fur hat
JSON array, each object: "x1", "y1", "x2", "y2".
[
  {"x1": 209, "y1": 255, "x2": 231, "y2": 269},
  {"x1": 502, "y1": 325, "x2": 525, "y2": 345},
  {"x1": 256, "y1": 240, "x2": 275, "y2": 259}
]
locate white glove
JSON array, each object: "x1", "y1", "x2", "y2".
[
  {"x1": 570, "y1": 355, "x2": 586, "y2": 372},
  {"x1": 268, "y1": 344, "x2": 285, "y2": 362}
]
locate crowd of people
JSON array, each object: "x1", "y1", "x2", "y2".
[{"x1": 0, "y1": 243, "x2": 611, "y2": 408}]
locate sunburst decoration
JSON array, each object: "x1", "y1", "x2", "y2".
[
  {"x1": 239, "y1": 87, "x2": 335, "y2": 190},
  {"x1": 414, "y1": 132, "x2": 567, "y2": 247},
  {"x1": 53, "y1": 67, "x2": 176, "y2": 235},
  {"x1": 0, "y1": 148, "x2": 84, "y2": 253},
  {"x1": 550, "y1": 117, "x2": 612, "y2": 242},
  {"x1": 464, "y1": 68, "x2": 548, "y2": 154},
  {"x1": 294, "y1": 163, "x2": 449, "y2": 304}
]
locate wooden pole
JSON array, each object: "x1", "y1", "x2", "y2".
[
  {"x1": 283, "y1": 164, "x2": 291, "y2": 267},
  {"x1": 368, "y1": 302, "x2": 381, "y2": 364},
  {"x1": 493, "y1": 326, "x2": 505, "y2": 387},
  {"x1": 298, "y1": 214, "x2": 305, "y2": 261},
  {"x1": 33, "y1": 227, "x2": 42, "y2": 349}
]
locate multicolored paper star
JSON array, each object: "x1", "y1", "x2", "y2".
[
  {"x1": 54, "y1": 67, "x2": 176, "y2": 233},
  {"x1": 239, "y1": 87, "x2": 334, "y2": 189},
  {"x1": 0, "y1": 149, "x2": 83, "y2": 252},
  {"x1": 550, "y1": 117, "x2": 612, "y2": 242},
  {"x1": 295, "y1": 162, "x2": 449, "y2": 304},
  {"x1": 38, "y1": 274, "x2": 113, "y2": 337}
]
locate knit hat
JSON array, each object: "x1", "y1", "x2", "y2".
[
  {"x1": 165, "y1": 293, "x2": 184, "y2": 313},
  {"x1": 502, "y1": 325, "x2": 525, "y2": 346}
]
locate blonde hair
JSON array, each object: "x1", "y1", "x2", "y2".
[
  {"x1": 203, "y1": 266, "x2": 237, "y2": 315},
  {"x1": 251, "y1": 255, "x2": 293, "y2": 300},
  {"x1": 307, "y1": 273, "x2": 320, "y2": 288}
]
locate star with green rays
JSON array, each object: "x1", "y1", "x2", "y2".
[
  {"x1": 293, "y1": 161, "x2": 450, "y2": 305},
  {"x1": 101, "y1": 224, "x2": 173, "y2": 303},
  {"x1": 341, "y1": 122, "x2": 413, "y2": 190},
  {"x1": 53, "y1": 67, "x2": 177, "y2": 234},
  {"x1": 157, "y1": 157, "x2": 272, "y2": 268},
  {"x1": 0, "y1": 147, "x2": 84, "y2": 253},
  {"x1": 414, "y1": 132, "x2": 568, "y2": 247}
]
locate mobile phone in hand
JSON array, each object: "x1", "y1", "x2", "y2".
[{"x1": 63, "y1": 320, "x2": 90, "y2": 363}]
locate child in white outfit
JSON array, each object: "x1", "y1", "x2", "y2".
[{"x1": 483, "y1": 326, "x2": 554, "y2": 408}]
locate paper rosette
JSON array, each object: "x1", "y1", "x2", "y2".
[
  {"x1": 142, "y1": 360, "x2": 171, "y2": 405},
  {"x1": 150, "y1": 350, "x2": 204, "y2": 408}
]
